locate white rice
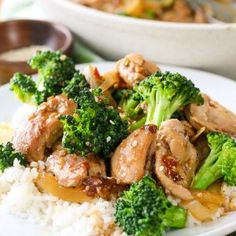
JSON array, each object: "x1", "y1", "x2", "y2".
[
  {"x1": 0, "y1": 160, "x2": 125, "y2": 236},
  {"x1": 187, "y1": 213, "x2": 202, "y2": 227},
  {"x1": 221, "y1": 183, "x2": 236, "y2": 211},
  {"x1": 2, "y1": 106, "x2": 126, "y2": 236},
  {"x1": 11, "y1": 104, "x2": 36, "y2": 128}
]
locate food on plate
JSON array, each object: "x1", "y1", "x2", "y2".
[
  {"x1": 1, "y1": 51, "x2": 236, "y2": 235},
  {"x1": 46, "y1": 144, "x2": 106, "y2": 187},
  {"x1": 0, "y1": 142, "x2": 27, "y2": 172},
  {"x1": 111, "y1": 124, "x2": 157, "y2": 184},
  {"x1": 59, "y1": 88, "x2": 128, "y2": 158},
  {"x1": 115, "y1": 176, "x2": 187, "y2": 236},
  {"x1": 155, "y1": 119, "x2": 198, "y2": 200},
  {"x1": 10, "y1": 51, "x2": 76, "y2": 105},
  {"x1": 115, "y1": 53, "x2": 160, "y2": 88},
  {"x1": 122, "y1": 70, "x2": 203, "y2": 131},
  {"x1": 75, "y1": 0, "x2": 207, "y2": 23},
  {"x1": 13, "y1": 94, "x2": 77, "y2": 161},
  {"x1": 192, "y1": 132, "x2": 236, "y2": 189},
  {"x1": 186, "y1": 93, "x2": 236, "y2": 137}
]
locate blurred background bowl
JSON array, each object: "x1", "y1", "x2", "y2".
[
  {"x1": 38, "y1": 0, "x2": 236, "y2": 80},
  {"x1": 0, "y1": 19, "x2": 73, "y2": 85}
]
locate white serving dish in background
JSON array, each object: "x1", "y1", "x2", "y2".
[{"x1": 37, "y1": 0, "x2": 236, "y2": 79}]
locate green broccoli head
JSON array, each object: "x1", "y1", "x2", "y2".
[
  {"x1": 135, "y1": 71, "x2": 203, "y2": 127},
  {"x1": 115, "y1": 176, "x2": 187, "y2": 236},
  {"x1": 221, "y1": 143, "x2": 236, "y2": 186},
  {"x1": 192, "y1": 132, "x2": 236, "y2": 190},
  {"x1": 113, "y1": 89, "x2": 143, "y2": 119},
  {"x1": 29, "y1": 50, "x2": 76, "y2": 103},
  {"x1": 63, "y1": 71, "x2": 90, "y2": 104},
  {"x1": 0, "y1": 142, "x2": 27, "y2": 172},
  {"x1": 10, "y1": 72, "x2": 37, "y2": 105},
  {"x1": 60, "y1": 89, "x2": 128, "y2": 158}
]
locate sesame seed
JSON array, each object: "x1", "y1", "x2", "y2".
[
  {"x1": 106, "y1": 136, "x2": 111, "y2": 143},
  {"x1": 132, "y1": 140, "x2": 137, "y2": 147},
  {"x1": 109, "y1": 120, "x2": 115, "y2": 125},
  {"x1": 159, "y1": 166, "x2": 164, "y2": 171},
  {"x1": 60, "y1": 55, "x2": 66, "y2": 61},
  {"x1": 124, "y1": 59, "x2": 130, "y2": 66}
]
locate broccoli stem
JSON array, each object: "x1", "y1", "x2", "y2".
[
  {"x1": 145, "y1": 91, "x2": 184, "y2": 127},
  {"x1": 192, "y1": 147, "x2": 222, "y2": 189},
  {"x1": 192, "y1": 162, "x2": 222, "y2": 190},
  {"x1": 125, "y1": 99, "x2": 141, "y2": 118},
  {"x1": 145, "y1": 89, "x2": 156, "y2": 125},
  {"x1": 164, "y1": 205, "x2": 187, "y2": 229},
  {"x1": 129, "y1": 116, "x2": 146, "y2": 132}
]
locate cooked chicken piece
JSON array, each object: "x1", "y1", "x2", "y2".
[
  {"x1": 155, "y1": 119, "x2": 198, "y2": 200},
  {"x1": 181, "y1": 120, "x2": 196, "y2": 139},
  {"x1": 116, "y1": 53, "x2": 159, "y2": 88},
  {"x1": 13, "y1": 95, "x2": 76, "y2": 162},
  {"x1": 186, "y1": 94, "x2": 236, "y2": 137},
  {"x1": 47, "y1": 144, "x2": 106, "y2": 187},
  {"x1": 111, "y1": 125, "x2": 157, "y2": 184}
]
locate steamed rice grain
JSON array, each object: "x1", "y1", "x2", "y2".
[{"x1": 0, "y1": 160, "x2": 125, "y2": 236}]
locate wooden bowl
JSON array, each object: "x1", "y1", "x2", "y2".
[{"x1": 0, "y1": 19, "x2": 73, "y2": 85}]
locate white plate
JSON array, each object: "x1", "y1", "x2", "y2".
[
  {"x1": 37, "y1": 0, "x2": 236, "y2": 80},
  {"x1": 0, "y1": 63, "x2": 236, "y2": 236}
]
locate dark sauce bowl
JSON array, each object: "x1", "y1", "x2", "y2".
[{"x1": 0, "y1": 19, "x2": 73, "y2": 85}]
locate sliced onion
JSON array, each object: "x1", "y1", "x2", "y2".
[
  {"x1": 208, "y1": 181, "x2": 222, "y2": 194},
  {"x1": 182, "y1": 187, "x2": 225, "y2": 222},
  {"x1": 100, "y1": 71, "x2": 120, "y2": 92},
  {"x1": 35, "y1": 172, "x2": 93, "y2": 203},
  {"x1": 182, "y1": 200, "x2": 217, "y2": 221},
  {"x1": 191, "y1": 190, "x2": 225, "y2": 206},
  {"x1": 85, "y1": 65, "x2": 103, "y2": 89},
  {"x1": 191, "y1": 127, "x2": 206, "y2": 142}
]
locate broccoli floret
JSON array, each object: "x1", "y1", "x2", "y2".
[
  {"x1": 29, "y1": 50, "x2": 76, "y2": 104},
  {"x1": 63, "y1": 71, "x2": 90, "y2": 104},
  {"x1": 222, "y1": 144, "x2": 236, "y2": 186},
  {"x1": 133, "y1": 71, "x2": 203, "y2": 128},
  {"x1": 192, "y1": 132, "x2": 236, "y2": 190},
  {"x1": 10, "y1": 51, "x2": 77, "y2": 105},
  {"x1": 113, "y1": 89, "x2": 143, "y2": 119},
  {"x1": 10, "y1": 73, "x2": 37, "y2": 105},
  {"x1": 115, "y1": 176, "x2": 187, "y2": 236},
  {"x1": 0, "y1": 142, "x2": 27, "y2": 172},
  {"x1": 60, "y1": 89, "x2": 128, "y2": 158}
]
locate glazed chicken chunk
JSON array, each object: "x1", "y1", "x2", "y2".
[
  {"x1": 13, "y1": 95, "x2": 77, "y2": 162},
  {"x1": 186, "y1": 94, "x2": 236, "y2": 137},
  {"x1": 111, "y1": 125, "x2": 157, "y2": 184},
  {"x1": 46, "y1": 144, "x2": 106, "y2": 187},
  {"x1": 155, "y1": 119, "x2": 198, "y2": 200},
  {"x1": 116, "y1": 53, "x2": 159, "y2": 88}
]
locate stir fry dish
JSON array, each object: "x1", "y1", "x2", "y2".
[
  {"x1": 74, "y1": 0, "x2": 208, "y2": 23},
  {"x1": 2, "y1": 51, "x2": 236, "y2": 235}
]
